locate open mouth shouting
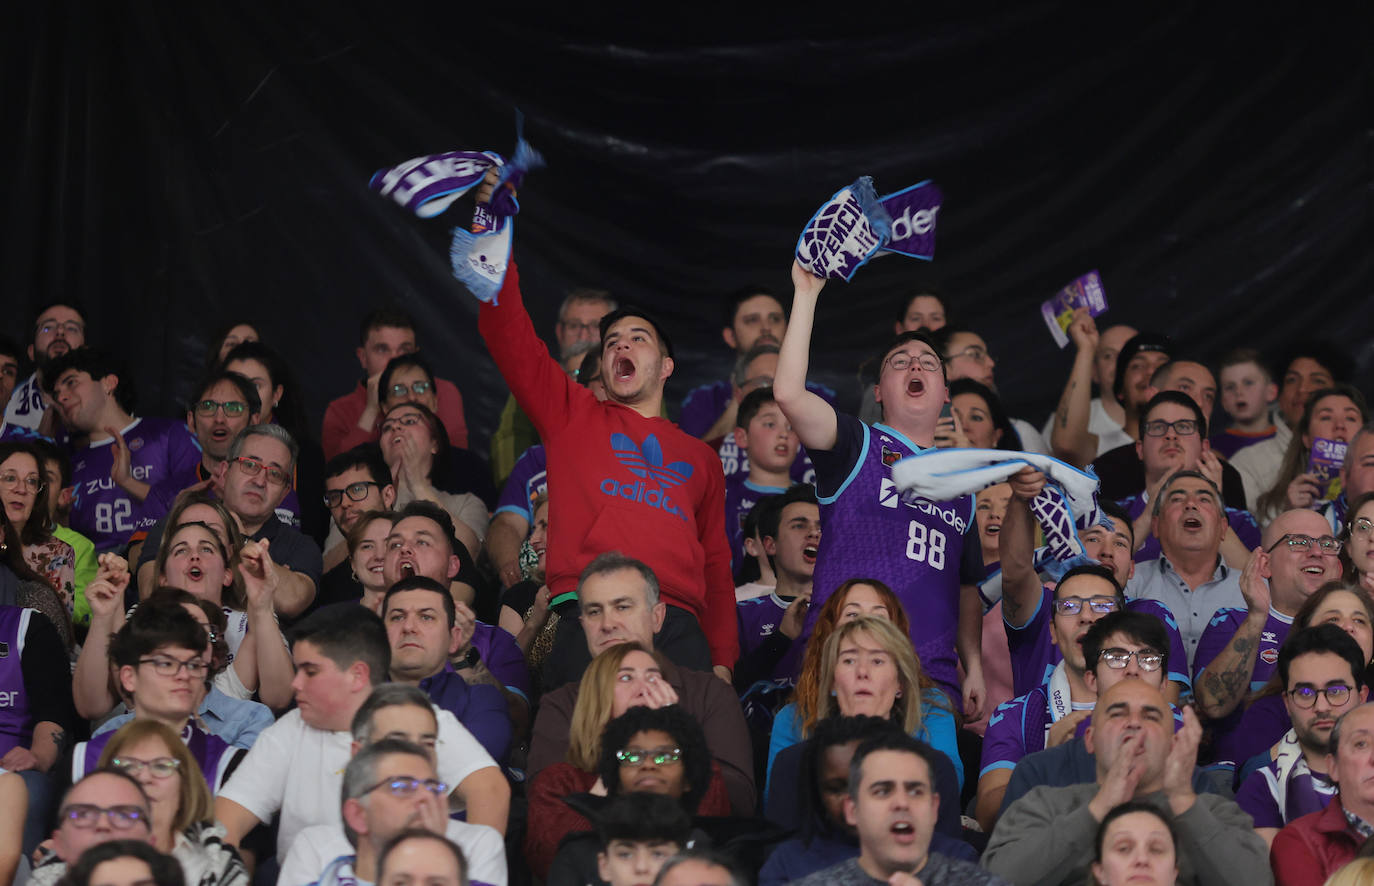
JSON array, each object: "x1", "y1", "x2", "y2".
[
  {"x1": 1181, "y1": 515, "x2": 1204, "y2": 531},
  {"x1": 802, "y1": 545, "x2": 818, "y2": 565},
  {"x1": 613, "y1": 356, "x2": 636, "y2": 383},
  {"x1": 906, "y1": 377, "x2": 926, "y2": 396},
  {"x1": 889, "y1": 820, "x2": 917, "y2": 844}
]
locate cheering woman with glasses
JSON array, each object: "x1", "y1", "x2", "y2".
[{"x1": 98, "y1": 720, "x2": 248, "y2": 886}]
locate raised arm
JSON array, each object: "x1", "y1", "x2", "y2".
[
  {"x1": 774, "y1": 262, "x2": 837, "y2": 450},
  {"x1": 1049, "y1": 309, "x2": 1102, "y2": 468},
  {"x1": 1001, "y1": 468, "x2": 1048, "y2": 628},
  {"x1": 73, "y1": 554, "x2": 130, "y2": 718},
  {"x1": 1194, "y1": 548, "x2": 1269, "y2": 719}
]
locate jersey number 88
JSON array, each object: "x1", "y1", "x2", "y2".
[{"x1": 905, "y1": 521, "x2": 946, "y2": 569}]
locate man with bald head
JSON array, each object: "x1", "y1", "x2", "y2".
[
  {"x1": 983, "y1": 680, "x2": 1268, "y2": 886},
  {"x1": 1192, "y1": 509, "x2": 1345, "y2": 765}
]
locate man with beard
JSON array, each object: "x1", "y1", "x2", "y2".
[
  {"x1": 1234, "y1": 625, "x2": 1367, "y2": 845},
  {"x1": 2, "y1": 301, "x2": 86, "y2": 438}
]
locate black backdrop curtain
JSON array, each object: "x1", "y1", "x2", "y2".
[{"x1": 3, "y1": 4, "x2": 1370, "y2": 456}]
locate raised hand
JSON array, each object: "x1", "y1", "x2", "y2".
[
  {"x1": 239, "y1": 538, "x2": 279, "y2": 612},
  {"x1": 1238, "y1": 546, "x2": 1271, "y2": 616},
  {"x1": 107, "y1": 426, "x2": 133, "y2": 487},
  {"x1": 1067, "y1": 307, "x2": 1100, "y2": 353},
  {"x1": 1008, "y1": 467, "x2": 1047, "y2": 501},
  {"x1": 790, "y1": 260, "x2": 826, "y2": 301}
]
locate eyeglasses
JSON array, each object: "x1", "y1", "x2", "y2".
[
  {"x1": 388, "y1": 380, "x2": 433, "y2": 399},
  {"x1": 886, "y1": 353, "x2": 943, "y2": 373},
  {"x1": 194, "y1": 399, "x2": 249, "y2": 418},
  {"x1": 1351, "y1": 517, "x2": 1374, "y2": 538},
  {"x1": 323, "y1": 481, "x2": 380, "y2": 508},
  {"x1": 1052, "y1": 596, "x2": 1120, "y2": 616},
  {"x1": 1142, "y1": 419, "x2": 1200, "y2": 437},
  {"x1": 112, "y1": 757, "x2": 182, "y2": 778},
  {"x1": 949, "y1": 345, "x2": 992, "y2": 364},
  {"x1": 0, "y1": 471, "x2": 42, "y2": 492},
  {"x1": 559, "y1": 320, "x2": 601, "y2": 335},
  {"x1": 37, "y1": 320, "x2": 85, "y2": 337},
  {"x1": 380, "y1": 414, "x2": 426, "y2": 434},
  {"x1": 231, "y1": 456, "x2": 291, "y2": 486},
  {"x1": 616, "y1": 747, "x2": 682, "y2": 766},
  {"x1": 1098, "y1": 648, "x2": 1165, "y2": 671},
  {"x1": 60, "y1": 804, "x2": 148, "y2": 830},
  {"x1": 1266, "y1": 534, "x2": 1342, "y2": 554},
  {"x1": 1288, "y1": 684, "x2": 1353, "y2": 709},
  {"x1": 364, "y1": 776, "x2": 449, "y2": 798},
  {"x1": 138, "y1": 655, "x2": 210, "y2": 678}
]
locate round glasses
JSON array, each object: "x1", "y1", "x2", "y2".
[
  {"x1": 323, "y1": 481, "x2": 380, "y2": 508},
  {"x1": 1288, "y1": 684, "x2": 1353, "y2": 709}
]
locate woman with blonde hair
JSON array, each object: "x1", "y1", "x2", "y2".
[
  {"x1": 524, "y1": 642, "x2": 729, "y2": 879},
  {"x1": 767, "y1": 614, "x2": 959, "y2": 795},
  {"x1": 95, "y1": 721, "x2": 246, "y2": 886}
]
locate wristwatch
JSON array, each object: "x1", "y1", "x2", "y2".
[{"x1": 454, "y1": 646, "x2": 481, "y2": 670}]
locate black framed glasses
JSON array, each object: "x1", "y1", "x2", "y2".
[
  {"x1": 363, "y1": 776, "x2": 448, "y2": 797},
  {"x1": 1142, "y1": 419, "x2": 1199, "y2": 437},
  {"x1": 232, "y1": 456, "x2": 291, "y2": 486},
  {"x1": 1266, "y1": 534, "x2": 1342, "y2": 554},
  {"x1": 112, "y1": 757, "x2": 182, "y2": 778},
  {"x1": 1098, "y1": 648, "x2": 1165, "y2": 672},
  {"x1": 389, "y1": 381, "x2": 433, "y2": 399},
  {"x1": 323, "y1": 481, "x2": 380, "y2": 508},
  {"x1": 138, "y1": 655, "x2": 209, "y2": 678},
  {"x1": 380, "y1": 414, "x2": 426, "y2": 434},
  {"x1": 1052, "y1": 596, "x2": 1120, "y2": 617},
  {"x1": 194, "y1": 399, "x2": 249, "y2": 418},
  {"x1": 615, "y1": 747, "x2": 682, "y2": 766},
  {"x1": 60, "y1": 804, "x2": 147, "y2": 830},
  {"x1": 1288, "y1": 684, "x2": 1353, "y2": 709}
]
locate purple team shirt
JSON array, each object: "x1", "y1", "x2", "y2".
[
  {"x1": 737, "y1": 592, "x2": 792, "y2": 681},
  {"x1": 1193, "y1": 606, "x2": 1295, "y2": 764},
  {"x1": 1120, "y1": 493, "x2": 1261, "y2": 563},
  {"x1": 724, "y1": 477, "x2": 787, "y2": 580},
  {"x1": 494, "y1": 444, "x2": 547, "y2": 524},
  {"x1": 1005, "y1": 587, "x2": 1191, "y2": 698},
  {"x1": 798, "y1": 415, "x2": 983, "y2": 706},
  {"x1": 68, "y1": 417, "x2": 203, "y2": 552}
]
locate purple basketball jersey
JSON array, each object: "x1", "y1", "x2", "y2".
[
  {"x1": 1193, "y1": 607, "x2": 1294, "y2": 764},
  {"x1": 801, "y1": 416, "x2": 982, "y2": 703},
  {"x1": 68, "y1": 417, "x2": 203, "y2": 552},
  {"x1": 495, "y1": 445, "x2": 547, "y2": 523},
  {"x1": 0, "y1": 608, "x2": 34, "y2": 757},
  {"x1": 737, "y1": 592, "x2": 792, "y2": 680},
  {"x1": 724, "y1": 478, "x2": 787, "y2": 579},
  {"x1": 76, "y1": 719, "x2": 238, "y2": 792}
]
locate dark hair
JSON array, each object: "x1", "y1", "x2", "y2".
[
  {"x1": 381, "y1": 401, "x2": 451, "y2": 486},
  {"x1": 0, "y1": 335, "x2": 20, "y2": 364},
  {"x1": 57, "y1": 838, "x2": 185, "y2": 886},
  {"x1": 359, "y1": 308, "x2": 417, "y2": 347},
  {"x1": 799, "y1": 715, "x2": 903, "y2": 841},
  {"x1": 191, "y1": 369, "x2": 262, "y2": 418},
  {"x1": 845, "y1": 731, "x2": 941, "y2": 800},
  {"x1": 598, "y1": 706, "x2": 712, "y2": 813},
  {"x1": 1055, "y1": 563, "x2": 1124, "y2": 600},
  {"x1": 1083, "y1": 610, "x2": 1170, "y2": 678},
  {"x1": 1111, "y1": 333, "x2": 1175, "y2": 404},
  {"x1": 1091, "y1": 499, "x2": 1136, "y2": 548},
  {"x1": 867, "y1": 330, "x2": 945, "y2": 386},
  {"x1": 895, "y1": 288, "x2": 947, "y2": 327},
  {"x1": 144, "y1": 586, "x2": 231, "y2": 675},
  {"x1": 599, "y1": 306, "x2": 675, "y2": 360},
  {"x1": 378, "y1": 830, "x2": 469, "y2": 886},
  {"x1": 653, "y1": 848, "x2": 748, "y2": 886},
  {"x1": 1278, "y1": 624, "x2": 1367, "y2": 693},
  {"x1": 0, "y1": 441, "x2": 53, "y2": 543},
  {"x1": 351, "y1": 683, "x2": 437, "y2": 744},
  {"x1": 731, "y1": 344, "x2": 780, "y2": 389},
  {"x1": 391, "y1": 500, "x2": 461, "y2": 561},
  {"x1": 1151, "y1": 469, "x2": 1221, "y2": 517},
  {"x1": 379, "y1": 353, "x2": 437, "y2": 407},
  {"x1": 289, "y1": 605, "x2": 390, "y2": 687},
  {"x1": 1093, "y1": 800, "x2": 1176, "y2": 865},
  {"x1": 29, "y1": 438, "x2": 73, "y2": 490},
  {"x1": 325, "y1": 443, "x2": 393, "y2": 488},
  {"x1": 203, "y1": 320, "x2": 260, "y2": 371},
  {"x1": 219, "y1": 340, "x2": 309, "y2": 444},
  {"x1": 1271, "y1": 340, "x2": 1354, "y2": 388},
  {"x1": 594, "y1": 791, "x2": 693, "y2": 849},
  {"x1": 948, "y1": 378, "x2": 1022, "y2": 450},
  {"x1": 757, "y1": 484, "x2": 818, "y2": 543},
  {"x1": 1141, "y1": 390, "x2": 1209, "y2": 439},
  {"x1": 1259, "y1": 385, "x2": 1371, "y2": 522},
  {"x1": 29, "y1": 300, "x2": 87, "y2": 346},
  {"x1": 1217, "y1": 347, "x2": 1271, "y2": 380},
  {"x1": 722, "y1": 284, "x2": 783, "y2": 330},
  {"x1": 108, "y1": 602, "x2": 210, "y2": 672},
  {"x1": 577, "y1": 349, "x2": 602, "y2": 387},
  {"x1": 383, "y1": 575, "x2": 457, "y2": 630},
  {"x1": 41, "y1": 347, "x2": 135, "y2": 413},
  {"x1": 736, "y1": 386, "x2": 779, "y2": 430}
]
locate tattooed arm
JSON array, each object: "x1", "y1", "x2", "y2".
[
  {"x1": 1049, "y1": 308, "x2": 1102, "y2": 468},
  {"x1": 1194, "y1": 547, "x2": 1270, "y2": 719}
]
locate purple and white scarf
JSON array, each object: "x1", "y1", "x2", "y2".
[{"x1": 795, "y1": 177, "x2": 942, "y2": 280}]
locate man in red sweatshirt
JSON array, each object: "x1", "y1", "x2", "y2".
[{"x1": 479, "y1": 261, "x2": 737, "y2": 683}]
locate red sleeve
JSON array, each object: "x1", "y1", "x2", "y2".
[
  {"x1": 478, "y1": 263, "x2": 588, "y2": 440},
  {"x1": 321, "y1": 392, "x2": 377, "y2": 460},
  {"x1": 1270, "y1": 824, "x2": 1323, "y2": 886},
  {"x1": 694, "y1": 452, "x2": 738, "y2": 669},
  {"x1": 524, "y1": 764, "x2": 595, "y2": 879},
  {"x1": 435, "y1": 380, "x2": 469, "y2": 449}
]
